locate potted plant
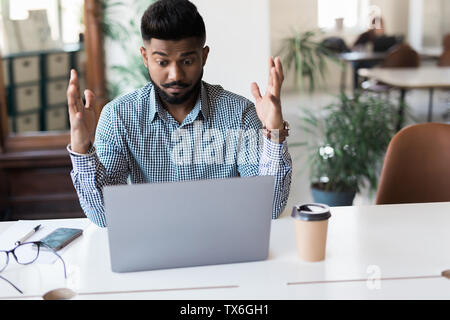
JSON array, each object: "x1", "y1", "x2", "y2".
[
  {"x1": 297, "y1": 92, "x2": 399, "y2": 206},
  {"x1": 278, "y1": 29, "x2": 342, "y2": 93}
]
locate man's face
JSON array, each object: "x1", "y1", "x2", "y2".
[{"x1": 140, "y1": 37, "x2": 209, "y2": 105}]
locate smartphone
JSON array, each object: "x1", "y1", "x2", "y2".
[{"x1": 39, "y1": 228, "x2": 83, "y2": 251}]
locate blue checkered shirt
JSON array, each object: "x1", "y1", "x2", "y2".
[{"x1": 68, "y1": 81, "x2": 292, "y2": 227}]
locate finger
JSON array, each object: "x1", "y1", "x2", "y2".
[
  {"x1": 67, "y1": 83, "x2": 82, "y2": 115},
  {"x1": 268, "y1": 56, "x2": 275, "y2": 68},
  {"x1": 271, "y1": 67, "x2": 281, "y2": 98},
  {"x1": 67, "y1": 70, "x2": 83, "y2": 113},
  {"x1": 250, "y1": 82, "x2": 262, "y2": 102},
  {"x1": 68, "y1": 69, "x2": 81, "y2": 98},
  {"x1": 84, "y1": 89, "x2": 95, "y2": 110},
  {"x1": 268, "y1": 56, "x2": 275, "y2": 87},
  {"x1": 270, "y1": 57, "x2": 283, "y2": 89},
  {"x1": 274, "y1": 56, "x2": 284, "y2": 83}
]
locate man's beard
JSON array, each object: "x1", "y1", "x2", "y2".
[{"x1": 149, "y1": 70, "x2": 203, "y2": 105}]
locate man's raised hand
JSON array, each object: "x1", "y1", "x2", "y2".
[
  {"x1": 250, "y1": 56, "x2": 285, "y2": 131},
  {"x1": 67, "y1": 69, "x2": 97, "y2": 154}
]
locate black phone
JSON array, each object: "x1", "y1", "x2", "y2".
[{"x1": 39, "y1": 228, "x2": 83, "y2": 251}]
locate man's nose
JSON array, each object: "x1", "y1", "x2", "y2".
[{"x1": 168, "y1": 63, "x2": 185, "y2": 82}]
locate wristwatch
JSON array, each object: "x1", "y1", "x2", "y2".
[{"x1": 262, "y1": 120, "x2": 290, "y2": 143}]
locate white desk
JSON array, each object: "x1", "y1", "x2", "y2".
[
  {"x1": 338, "y1": 49, "x2": 442, "y2": 92},
  {"x1": 338, "y1": 51, "x2": 388, "y2": 91},
  {"x1": 358, "y1": 66, "x2": 450, "y2": 126},
  {"x1": 358, "y1": 67, "x2": 450, "y2": 90},
  {"x1": 1, "y1": 202, "x2": 450, "y2": 299}
]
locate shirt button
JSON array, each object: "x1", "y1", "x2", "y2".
[{"x1": 88, "y1": 161, "x2": 93, "y2": 167}]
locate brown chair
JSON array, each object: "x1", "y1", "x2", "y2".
[
  {"x1": 381, "y1": 43, "x2": 420, "y2": 68},
  {"x1": 438, "y1": 49, "x2": 450, "y2": 119},
  {"x1": 361, "y1": 44, "x2": 420, "y2": 95},
  {"x1": 443, "y1": 34, "x2": 450, "y2": 51},
  {"x1": 376, "y1": 123, "x2": 450, "y2": 204},
  {"x1": 438, "y1": 50, "x2": 450, "y2": 67}
]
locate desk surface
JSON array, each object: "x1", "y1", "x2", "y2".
[
  {"x1": 339, "y1": 47, "x2": 442, "y2": 63},
  {"x1": 358, "y1": 66, "x2": 450, "y2": 89},
  {"x1": 1, "y1": 202, "x2": 450, "y2": 299}
]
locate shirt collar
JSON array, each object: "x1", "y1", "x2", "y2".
[{"x1": 149, "y1": 82, "x2": 209, "y2": 125}]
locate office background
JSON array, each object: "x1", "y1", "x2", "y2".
[{"x1": 0, "y1": 0, "x2": 449, "y2": 220}]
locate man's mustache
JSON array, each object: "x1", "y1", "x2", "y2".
[{"x1": 161, "y1": 81, "x2": 190, "y2": 89}]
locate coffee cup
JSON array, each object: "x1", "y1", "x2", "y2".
[{"x1": 291, "y1": 203, "x2": 331, "y2": 262}]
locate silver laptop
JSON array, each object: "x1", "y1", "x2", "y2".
[{"x1": 104, "y1": 175, "x2": 275, "y2": 273}]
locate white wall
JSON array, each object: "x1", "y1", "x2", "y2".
[
  {"x1": 191, "y1": 0, "x2": 270, "y2": 101},
  {"x1": 270, "y1": 0, "x2": 318, "y2": 57},
  {"x1": 409, "y1": 0, "x2": 450, "y2": 50},
  {"x1": 269, "y1": 0, "x2": 320, "y2": 91},
  {"x1": 408, "y1": 0, "x2": 423, "y2": 50},
  {"x1": 421, "y1": 0, "x2": 449, "y2": 47}
]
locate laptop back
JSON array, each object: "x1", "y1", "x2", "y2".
[{"x1": 104, "y1": 175, "x2": 275, "y2": 273}]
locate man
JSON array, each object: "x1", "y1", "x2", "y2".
[{"x1": 67, "y1": 0, "x2": 292, "y2": 228}]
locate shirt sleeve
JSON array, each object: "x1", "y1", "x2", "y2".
[
  {"x1": 237, "y1": 104, "x2": 292, "y2": 219},
  {"x1": 69, "y1": 104, "x2": 129, "y2": 227}
]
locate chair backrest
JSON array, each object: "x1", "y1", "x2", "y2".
[
  {"x1": 381, "y1": 43, "x2": 420, "y2": 68},
  {"x1": 376, "y1": 123, "x2": 450, "y2": 205},
  {"x1": 443, "y1": 34, "x2": 450, "y2": 51},
  {"x1": 438, "y1": 50, "x2": 450, "y2": 67}
]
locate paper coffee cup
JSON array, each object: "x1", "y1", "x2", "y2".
[{"x1": 291, "y1": 203, "x2": 331, "y2": 262}]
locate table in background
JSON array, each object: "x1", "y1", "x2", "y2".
[
  {"x1": 338, "y1": 51, "x2": 387, "y2": 91},
  {"x1": 339, "y1": 47, "x2": 442, "y2": 93},
  {"x1": 0, "y1": 202, "x2": 450, "y2": 299},
  {"x1": 359, "y1": 66, "x2": 450, "y2": 129}
]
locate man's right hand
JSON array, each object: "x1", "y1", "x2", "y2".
[{"x1": 67, "y1": 69, "x2": 97, "y2": 154}]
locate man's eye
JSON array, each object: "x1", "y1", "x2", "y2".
[
  {"x1": 183, "y1": 59, "x2": 193, "y2": 65},
  {"x1": 157, "y1": 60, "x2": 168, "y2": 66}
]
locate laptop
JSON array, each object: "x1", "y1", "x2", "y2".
[{"x1": 103, "y1": 175, "x2": 275, "y2": 273}]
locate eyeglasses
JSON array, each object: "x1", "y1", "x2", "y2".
[{"x1": 0, "y1": 241, "x2": 67, "y2": 294}]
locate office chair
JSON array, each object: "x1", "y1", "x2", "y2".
[
  {"x1": 438, "y1": 50, "x2": 450, "y2": 67},
  {"x1": 437, "y1": 50, "x2": 450, "y2": 121},
  {"x1": 376, "y1": 123, "x2": 450, "y2": 204},
  {"x1": 443, "y1": 34, "x2": 450, "y2": 51},
  {"x1": 361, "y1": 43, "x2": 420, "y2": 116},
  {"x1": 361, "y1": 43, "x2": 420, "y2": 91},
  {"x1": 380, "y1": 43, "x2": 420, "y2": 68}
]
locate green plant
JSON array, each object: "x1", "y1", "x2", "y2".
[
  {"x1": 278, "y1": 30, "x2": 342, "y2": 93},
  {"x1": 101, "y1": 0, "x2": 155, "y2": 99},
  {"x1": 298, "y1": 92, "x2": 399, "y2": 194}
]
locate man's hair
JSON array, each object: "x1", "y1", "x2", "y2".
[{"x1": 141, "y1": 0, "x2": 206, "y2": 45}]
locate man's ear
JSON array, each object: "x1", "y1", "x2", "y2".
[
  {"x1": 202, "y1": 46, "x2": 210, "y2": 67},
  {"x1": 140, "y1": 46, "x2": 149, "y2": 68}
]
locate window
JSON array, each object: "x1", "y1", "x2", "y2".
[
  {"x1": 318, "y1": 0, "x2": 372, "y2": 30},
  {"x1": 2, "y1": 0, "x2": 83, "y2": 46}
]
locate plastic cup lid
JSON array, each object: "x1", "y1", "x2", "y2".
[{"x1": 291, "y1": 203, "x2": 331, "y2": 221}]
